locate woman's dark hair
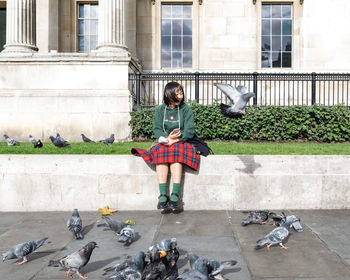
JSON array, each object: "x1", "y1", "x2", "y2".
[{"x1": 163, "y1": 81, "x2": 185, "y2": 106}]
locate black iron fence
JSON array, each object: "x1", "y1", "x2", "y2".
[{"x1": 129, "y1": 72, "x2": 350, "y2": 109}]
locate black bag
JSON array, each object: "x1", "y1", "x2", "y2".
[{"x1": 186, "y1": 135, "x2": 213, "y2": 157}]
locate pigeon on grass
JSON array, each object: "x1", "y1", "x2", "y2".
[
  {"x1": 97, "y1": 216, "x2": 126, "y2": 234},
  {"x1": 28, "y1": 135, "x2": 36, "y2": 144},
  {"x1": 99, "y1": 134, "x2": 115, "y2": 145},
  {"x1": 241, "y1": 210, "x2": 270, "y2": 226},
  {"x1": 103, "y1": 251, "x2": 147, "y2": 279},
  {"x1": 215, "y1": 84, "x2": 255, "y2": 117},
  {"x1": 255, "y1": 215, "x2": 302, "y2": 251},
  {"x1": 81, "y1": 134, "x2": 95, "y2": 143},
  {"x1": 118, "y1": 225, "x2": 135, "y2": 246},
  {"x1": 48, "y1": 241, "x2": 98, "y2": 279},
  {"x1": 49, "y1": 135, "x2": 70, "y2": 148},
  {"x1": 67, "y1": 209, "x2": 84, "y2": 240},
  {"x1": 2, "y1": 237, "x2": 48, "y2": 265},
  {"x1": 34, "y1": 139, "x2": 43, "y2": 148},
  {"x1": 3, "y1": 134, "x2": 19, "y2": 146}
]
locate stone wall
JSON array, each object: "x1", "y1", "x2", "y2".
[{"x1": 0, "y1": 155, "x2": 349, "y2": 211}]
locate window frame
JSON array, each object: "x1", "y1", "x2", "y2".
[{"x1": 0, "y1": 5, "x2": 6, "y2": 52}]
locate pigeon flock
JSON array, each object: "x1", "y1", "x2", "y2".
[{"x1": 2, "y1": 133, "x2": 115, "y2": 148}]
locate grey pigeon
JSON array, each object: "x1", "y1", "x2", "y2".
[
  {"x1": 97, "y1": 216, "x2": 126, "y2": 234},
  {"x1": 99, "y1": 134, "x2": 115, "y2": 145},
  {"x1": 188, "y1": 252, "x2": 237, "y2": 278},
  {"x1": 49, "y1": 135, "x2": 70, "y2": 148},
  {"x1": 3, "y1": 134, "x2": 19, "y2": 146},
  {"x1": 28, "y1": 134, "x2": 36, "y2": 144},
  {"x1": 241, "y1": 210, "x2": 270, "y2": 226},
  {"x1": 34, "y1": 139, "x2": 43, "y2": 148},
  {"x1": 142, "y1": 246, "x2": 174, "y2": 280},
  {"x1": 48, "y1": 241, "x2": 98, "y2": 279},
  {"x1": 177, "y1": 258, "x2": 210, "y2": 280},
  {"x1": 118, "y1": 225, "x2": 135, "y2": 246},
  {"x1": 67, "y1": 208, "x2": 84, "y2": 240},
  {"x1": 2, "y1": 237, "x2": 48, "y2": 265},
  {"x1": 215, "y1": 84, "x2": 255, "y2": 117},
  {"x1": 103, "y1": 251, "x2": 147, "y2": 280},
  {"x1": 81, "y1": 134, "x2": 95, "y2": 143},
  {"x1": 255, "y1": 215, "x2": 302, "y2": 250},
  {"x1": 149, "y1": 238, "x2": 177, "y2": 252}
]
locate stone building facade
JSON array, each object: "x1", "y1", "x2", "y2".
[{"x1": 0, "y1": 0, "x2": 349, "y2": 141}]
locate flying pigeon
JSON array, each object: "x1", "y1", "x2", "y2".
[
  {"x1": 81, "y1": 134, "x2": 95, "y2": 143},
  {"x1": 34, "y1": 139, "x2": 43, "y2": 148},
  {"x1": 67, "y1": 209, "x2": 84, "y2": 240},
  {"x1": 141, "y1": 246, "x2": 172, "y2": 280},
  {"x1": 187, "y1": 252, "x2": 237, "y2": 278},
  {"x1": 99, "y1": 134, "x2": 115, "y2": 145},
  {"x1": 48, "y1": 241, "x2": 98, "y2": 279},
  {"x1": 28, "y1": 135, "x2": 36, "y2": 144},
  {"x1": 3, "y1": 134, "x2": 19, "y2": 146},
  {"x1": 97, "y1": 216, "x2": 126, "y2": 234},
  {"x1": 118, "y1": 225, "x2": 135, "y2": 246},
  {"x1": 2, "y1": 237, "x2": 48, "y2": 265},
  {"x1": 103, "y1": 251, "x2": 147, "y2": 279},
  {"x1": 255, "y1": 215, "x2": 302, "y2": 251},
  {"x1": 49, "y1": 135, "x2": 70, "y2": 148},
  {"x1": 241, "y1": 210, "x2": 270, "y2": 226},
  {"x1": 215, "y1": 84, "x2": 255, "y2": 117},
  {"x1": 177, "y1": 258, "x2": 210, "y2": 280}
]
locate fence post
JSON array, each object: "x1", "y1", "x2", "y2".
[
  {"x1": 195, "y1": 72, "x2": 200, "y2": 103},
  {"x1": 253, "y1": 72, "x2": 258, "y2": 108},
  {"x1": 311, "y1": 72, "x2": 316, "y2": 105},
  {"x1": 135, "y1": 72, "x2": 141, "y2": 110}
]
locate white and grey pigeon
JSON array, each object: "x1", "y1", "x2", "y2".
[
  {"x1": 99, "y1": 134, "x2": 115, "y2": 145},
  {"x1": 241, "y1": 210, "x2": 270, "y2": 226},
  {"x1": 28, "y1": 134, "x2": 36, "y2": 144},
  {"x1": 103, "y1": 251, "x2": 147, "y2": 280},
  {"x1": 187, "y1": 252, "x2": 237, "y2": 278},
  {"x1": 97, "y1": 216, "x2": 126, "y2": 234},
  {"x1": 255, "y1": 215, "x2": 302, "y2": 251},
  {"x1": 2, "y1": 237, "x2": 48, "y2": 265},
  {"x1": 3, "y1": 134, "x2": 19, "y2": 146},
  {"x1": 67, "y1": 208, "x2": 84, "y2": 240},
  {"x1": 215, "y1": 84, "x2": 255, "y2": 117},
  {"x1": 49, "y1": 134, "x2": 70, "y2": 148},
  {"x1": 81, "y1": 134, "x2": 95, "y2": 143},
  {"x1": 48, "y1": 241, "x2": 98, "y2": 279},
  {"x1": 118, "y1": 225, "x2": 135, "y2": 246}
]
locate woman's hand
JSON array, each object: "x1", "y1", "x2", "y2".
[
  {"x1": 169, "y1": 129, "x2": 181, "y2": 140},
  {"x1": 166, "y1": 138, "x2": 179, "y2": 146}
]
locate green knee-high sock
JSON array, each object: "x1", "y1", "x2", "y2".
[
  {"x1": 159, "y1": 183, "x2": 167, "y2": 202},
  {"x1": 171, "y1": 183, "x2": 181, "y2": 201}
]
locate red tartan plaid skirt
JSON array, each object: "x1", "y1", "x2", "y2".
[{"x1": 131, "y1": 142, "x2": 200, "y2": 171}]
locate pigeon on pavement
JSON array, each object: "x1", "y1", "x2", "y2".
[
  {"x1": 67, "y1": 209, "x2": 84, "y2": 240},
  {"x1": 3, "y1": 134, "x2": 19, "y2": 146},
  {"x1": 241, "y1": 210, "x2": 270, "y2": 226},
  {"x1": 177, "y1": 258, "x2": 210, "y2": 280},
  {"x1": 118, "y1": 225, "x2": 135, "y2": 246},
  {"x1": 255, "y1": 215, "x2": 302, "y2": 251},
  {"x1": 215, "y1": 84, "x2": 255, "y2": 117},
  {"x1": 2, "y1": 237, "x2": 48, "y2": 265},
  {"x1": 34, "y1": 139, "x2": 43, "y2": 148},
  {"x1": 48, "y1": 241, "x2": 98, "y2": 279},
  {"x1": 28, "y1": 135, "x2": 36, "y2": 144},
  {"x1": 103, "y1": 251, "x2": 147, "y2": 280},
  {"x1": 141, "y1": 246, "x2": 171, "y2": 280},
  {"x1": 81, "y1": 134, "x2": 95, "y2": 143},
  {"x1": 187, "y1": 252, "x2": 237, "y2": 278},
  {"x1": 97, "y1": 216, "x2": 126, "y2": 234},
  {"x1": 49, "y1": 135, "x2": 70, "y2": 148},
  {"x1": 149, "y1": 238, "x2": 177, "y2": 252},
  {"x1": 99, "y1": 134, "x2": 115, "y2": 145}
]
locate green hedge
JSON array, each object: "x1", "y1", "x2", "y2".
[{"x1": 129, "y1": 103, "x2": 350, "y2": 142}]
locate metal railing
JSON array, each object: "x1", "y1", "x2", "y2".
[{"x1": 129, "y1": 72, "x2": 350, "y2": 110}]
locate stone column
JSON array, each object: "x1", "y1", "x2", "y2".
[
  {"x1": 2, "y1": 0, "x2": 38, "y2": 54},
  {"x1": 96, "y1": 0, "x2": 130, "y2": 56}
]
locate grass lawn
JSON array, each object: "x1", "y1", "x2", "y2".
[{"x1": 0, "y1": 141, "x2": 349, "y2": 155}]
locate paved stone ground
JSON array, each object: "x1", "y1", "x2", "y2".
[{"x1": 0, "y1": 210, "x2": 350, "y2": 280}]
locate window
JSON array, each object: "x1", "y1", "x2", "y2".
[
  {"x1": 77, "y1": 3, "x2": 98, "y2": 52},
  {"x1": 261, "y1": 4, "x2": 292, "y2": 68},
  {"x1": 0, "y1": 8, "x2": 5, "y2": 52},
  {"x1": 161, "y1": 4, "x2": 192, "y2": 68}
]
